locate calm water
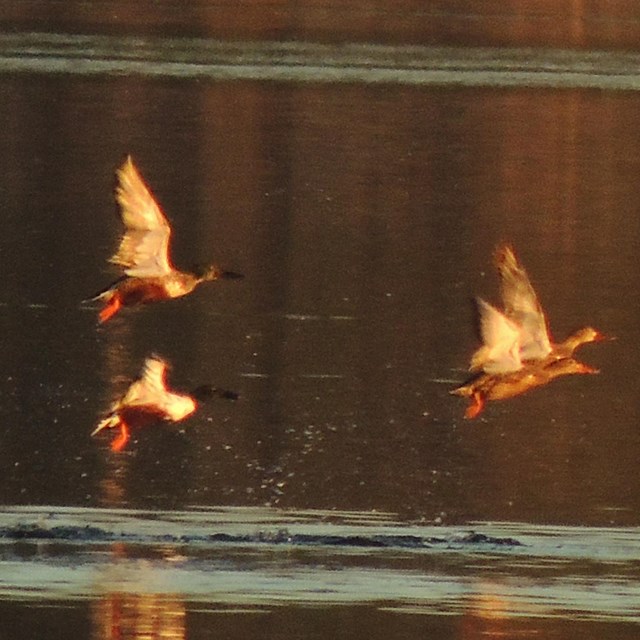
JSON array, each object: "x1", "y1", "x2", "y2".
[{"x1": 1, "y1": 3, "x2": 640, "y2": 638}]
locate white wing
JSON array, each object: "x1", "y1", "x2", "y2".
[
  {"x1": 111, "y1": 156, "x2": 173, "y2": 278},
  {"x1": 470, "y1": 298, "x2": 523, "y2": 373}
]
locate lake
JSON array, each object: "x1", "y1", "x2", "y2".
[{"x1": 0, "y1": 3, "x2": 639, "y2": 639}]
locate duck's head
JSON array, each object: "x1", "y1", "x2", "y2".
[
  {"x1": 191, "y1": 384, "x2": 240, "y2": 403},
  {"x1": 569, "y1": 326, "x2": 610, "y2": 347},
  {"x1": 192, "y1": 264, "x2": 222, "y2": 282},
  {"x1": 193, "y1": 264, "x2": 244, "y2": 283}
]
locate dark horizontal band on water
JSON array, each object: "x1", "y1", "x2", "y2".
[
  {"x1": 0, "y1": 523, "x2": 521, "y2": 549},
  {"x1": 2, "y1": 32, "x2": 640, "y2": 89}
]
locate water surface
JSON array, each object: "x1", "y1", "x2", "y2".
[
  {"x1": 0, "y1": 7, "x2": 639, "y2": 639},
  {"x1": 0, "y1": 44, "x2": 636, "y2": 523},
  {"x1": 1, "y1": 507, "x2": 640, "y2": 638}
]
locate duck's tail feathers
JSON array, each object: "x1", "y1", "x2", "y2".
[
  {"x1": 450, "y1": 384, "x2": 472, "y2": 397},
  {"x1": 91, "y1": 413, "x2": 121, "y2": 437},
  {"x1": 84, "y1": 276, "x2": 127, "y2": 303}
]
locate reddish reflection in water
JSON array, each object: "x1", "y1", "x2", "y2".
[
  {"x1": 459, "y1": 589, "x2": 532, "y2": 639},
  {"x1": 91, "y1": 593, "x2": 185, "y2": 640}
]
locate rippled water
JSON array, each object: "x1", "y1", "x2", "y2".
[{"x1": 1, "y1": 507, "x2": 639, "y2": 624}]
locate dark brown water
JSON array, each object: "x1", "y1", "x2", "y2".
[{"x1": 1, "y1": 3, "x2": 640, "y2": 638}]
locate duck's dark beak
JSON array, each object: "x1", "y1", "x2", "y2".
[
  {"x1": 221, "y1": 270, "x2": 244, "y2": 280},
  {"x1": 192, "y1": 385, "x2": 240, "y2": 402},
  {"x1": 217, "y1": 389, "x2": 240, "y2": 400}
]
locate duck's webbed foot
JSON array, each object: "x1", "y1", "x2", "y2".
[
  {"x1": 110, "y1": 422, "x2": 130, "y2": 452},
  {"x1": 464, "y1": 393, "x2": 485, "y2": 419},
  {"x1": 99, "y1": 295, "x2": 122, "y2": 323}
]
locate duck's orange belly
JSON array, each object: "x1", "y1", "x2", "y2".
[
  {"x1": 119, "y1": 279, "x2": 174, "y2": 306},
  {"x1": 120, "y1": 405, "x2": 169, "y2": 429}
]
